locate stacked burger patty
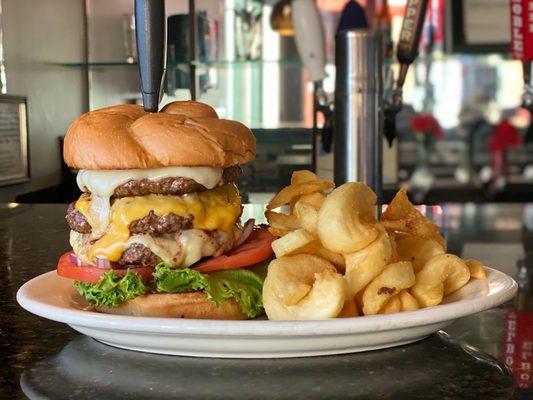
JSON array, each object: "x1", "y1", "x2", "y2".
[{"x1": 66, "y1": 166, "x2": 243, "y2": 268}]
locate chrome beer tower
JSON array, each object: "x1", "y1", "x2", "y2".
[{"x1": 334, "y1": 0, "x2": 429, "y2": 197}]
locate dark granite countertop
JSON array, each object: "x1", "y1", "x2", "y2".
[{"x1": 0, "y1": 203, "x2": 531, "y2": 399}]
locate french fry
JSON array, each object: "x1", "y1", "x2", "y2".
[
  {"x1": 317, "y1": 183, "x2": 379, "y2": 253},
  {"x1": 263, "y1": 254, "x2": 346, "y2": 320},
  {"x1": 361, "y1": 261, "x2": 415, "y2": 315},
  {"x1": 380, "y1": 296, "x2": 401, "y2": 314},
  {"x1": 296, "y1": 240, "x2": 345, "y2": 270},
  {"x1": 338, "y1": 299, "x2": 359, "y2": 318},
  {"x1": 344, "y1": 225, "x2": 394, "y2": 298},
  {"x1": 465, "y1": 259, "x2": 487, "y2": 280},
  {"x1": 298, "y1": 192, "x2": 326, "y2": 210},
  {"x1": 410, "y1": 253, "x2": 469, "y2": 307},
  {"x1": 271, "y1": 229, "x2": 315, "y2": 258},
  {"x1": 267, "y1": 181, "x2": 334, "y2": 211},
  {"x1": 293, "y1": 200, "x2": 319, "y2": 235},
  {"x1": 265, "y1": 210, "x2": 300, "y2": 237},
  {"x1": 381, "y1": 189, "x2": 446, "y2": 249},
  {"x1": 443, "y1": 255, "x2": 470, "y2": 295},
  {"x1": 398, "y1": 290, "x2": 419, "y2": 311},
  {"x1": 396, "y1": 236, "x2": 445, "y2": 273},
  {"x1": 290, "y1": 192, "x2": 326, "y2": 219},
  {"x1": 291, "y1": 170, "x2": 318, "y2": 185}
]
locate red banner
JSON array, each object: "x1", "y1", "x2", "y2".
[
  {"x1": 503, "y1": 309, "x2": 532, "y2": 390},
  {"x1": 510, "y1": 0, "x2": 533, "y2": 60}
]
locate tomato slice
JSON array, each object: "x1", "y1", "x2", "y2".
[
  {"x1": 194, "y1": 227, "x2": 275, "y2": 273},
  {"x1": 56, "y1": 252, "x2": 154, "y2": 283}
]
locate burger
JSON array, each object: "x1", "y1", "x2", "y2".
[{"x1": 57, "y1": 100, "x2": 274, "y2": 320}]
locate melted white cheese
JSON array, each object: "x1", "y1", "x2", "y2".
[
  {"x1": 179, "y1": 230, "x2": 219, "y2": 267},
  {"x1": 69, "y1": 230, "x2": 91, "y2": 265},
  {"x1": 86, "y1": 194, "x2": 111, "y2": 238},
  {"x1": 127, "y1": 234, "x2": 185, "y2": 266},
  {"x1": 76, "y1": 166, "x2": 224, "y2": 197}
]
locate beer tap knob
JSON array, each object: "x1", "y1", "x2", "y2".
[
  {"x1": 135, "y1": 0, "x2": 166, "y2": 113},
  {"x1": 383, "y1": 0, "x2": 429, "y2": 146}
]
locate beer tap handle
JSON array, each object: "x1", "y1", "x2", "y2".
[
  {"x1": 383, "y1": 0, "x2": 429, "y2": 146},
  {"x1": 135, "y1": 0, "x2": 166, "y2": 113}
]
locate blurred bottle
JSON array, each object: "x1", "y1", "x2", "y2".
[
  {"x1": 375, "y1": 0, "x2": 393, "y2": 61},
  {"x1": 122, "y1": 14, "x2": 137, "y2": 64},
  {"x1": 376, "y1": 0, "x2": 396, "y2": 186},
  {"x1": 337, "y1": 0, "x2": 368, "y2": 32},
  {"x1": 166, "y1": 13, "x2": 213, "y2": 94}
]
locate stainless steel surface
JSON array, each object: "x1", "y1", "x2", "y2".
[{"x1": 334, "y1": 30, "x2": 382, "y2": 197}]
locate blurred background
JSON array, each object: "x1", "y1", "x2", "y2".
[{"x1": 0, "y1": 0, "x2": 528, "y2": 205}]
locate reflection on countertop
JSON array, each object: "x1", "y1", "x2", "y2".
[
  {"x1": 1, "y1": 203, "x2": 531, "y2": 399},
  {"x1": 20, "y1": 333, "x2": 513, "y2": 400}
]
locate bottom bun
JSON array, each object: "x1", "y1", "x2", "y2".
[{"x1": 96, "y1": 292, "x2": 247, "y2": 320}]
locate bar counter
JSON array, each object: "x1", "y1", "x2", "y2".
[{"x1": 1, "y1": 203, "x2": 531, "y2": 399}]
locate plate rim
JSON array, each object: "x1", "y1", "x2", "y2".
[{"x1": 17, "y1": 267, "x2": 517, "y2": 336}]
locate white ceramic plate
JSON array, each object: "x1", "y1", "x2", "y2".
[{"x1": 17, "y1": 268, "x2": 516, "y2": 358}]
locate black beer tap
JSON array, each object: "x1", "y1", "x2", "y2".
[
  {"x1": 383, "y1": 0, "x2": 429, "y2": 146},
  {"x1": 134, "y1": 0, "x2": 166, "y2": 112}
]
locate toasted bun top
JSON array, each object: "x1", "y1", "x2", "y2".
[{"x1": 64, "y1": 101, "x2": 256, "y2": 169}]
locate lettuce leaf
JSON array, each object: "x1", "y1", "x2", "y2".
[
  {"x1": 205, "y1": 269, "x2": 264, "y2": 319},
  {"x1": 153, "y1": 264, "x2": 209, "y2": 293},
  {"x1": 74, "y1": 270, "x2": 148, "y2": 308},
  {"x1": 152, "y1": 264, "x2": 264, "y2": 318},
  {"x1": 75, "y1": 264, "x2": 264, "y2": 318}
]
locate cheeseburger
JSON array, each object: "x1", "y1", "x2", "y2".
[{"x1": 57, "y1": 100, "x2": 274, "y2": 319}]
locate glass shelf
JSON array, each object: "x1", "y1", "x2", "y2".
[
  {"x1": 52, "y1": 61, "x2": 139, "y2": 67},
  {"x1": 51, "y1": 59, "x2": 304, "y2": 68},
  {"x1": 192, "y1": 58, "x2": 303, "y2": 67}
]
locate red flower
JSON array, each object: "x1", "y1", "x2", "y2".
[
  {"x1": 411, "y1": 114, "x2": 445, "y2": 138},
  {"x1": 488, "y1": 119, "x2": 522, "y2": 152}
]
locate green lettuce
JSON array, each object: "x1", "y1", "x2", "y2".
[
  {"x1": 206, "y1": 269, "x2": 264, "y2": 319},
  {"x1": 75, "y1": 264, "x2": 265, "y2": 318},
  {"x1": 153, "y1": 264, "x2": 264, "y2": 318},
  {"x1": 153, "y1": 264, "x2": 209, "y2": 293},
  {"x1": 74, "y1": 269, "x2": 148, "y2": 308}
]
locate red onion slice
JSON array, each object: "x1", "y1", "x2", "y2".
[
  {"x1": 233, "y1": 218, "x2": 255, "y2": 249},
  {"x1": 95, "y1": 257, "x2": 120, "y2": 269},
  {"x1": 95, "y1": 257, "x2": 109, "y2": 269},
  {"x1": 69, "y1": 253, "x2": 78, "y2": 265}
]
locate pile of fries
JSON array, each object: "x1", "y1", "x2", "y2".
[{"x1": 262, "y1": 170, "x2": 487, "y2": 320}]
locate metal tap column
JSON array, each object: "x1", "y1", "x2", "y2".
[{"x1": 334, "y1": 30, "x2": 382, "y2": 197}]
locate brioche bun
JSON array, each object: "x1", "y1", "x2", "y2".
[
  {"x1": 64, "y1": 101, "x2": 255, "y2": 170},
  {"x1": 95, "y1": 292, "x2": 247, "y2": 320}
]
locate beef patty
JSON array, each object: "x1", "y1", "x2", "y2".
[
  {"x1": 119, "y1": 243, "x2": 162, "y2": 268},
  {"x1": 66, "y1": 203, "x2": 92, "y2": 234},
  {"x1": 112, "y1": 165, "x2": 241, "y2": 198},
  {"x1": 67, "y1": 208, "x2": 194, "y2": 236},
  {"x1": 129, "y1": 211, "x2": 193, "y2": 235}
]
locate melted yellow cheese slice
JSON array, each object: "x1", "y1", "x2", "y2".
[{"x1": 75, "y1": 184, "x2": 241, "y2": 263}]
